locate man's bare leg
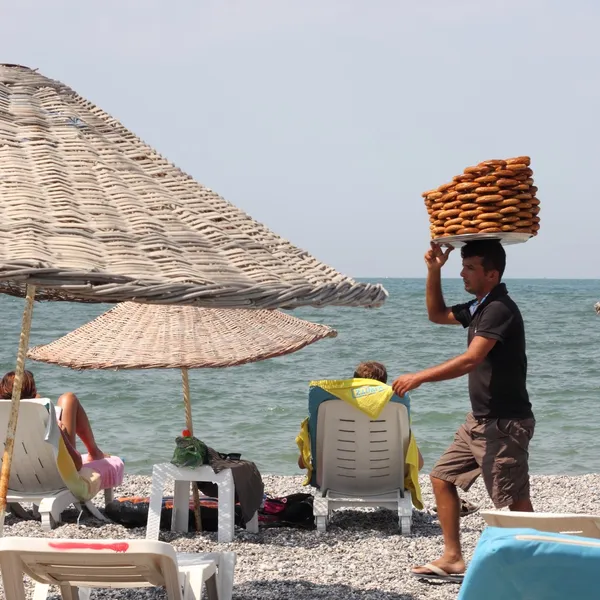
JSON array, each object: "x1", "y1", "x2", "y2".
[
  {"x1": 412, "y1": 476, "x2": 466, "y2": 575},
  {"x1": 57, "y1": 392, "x2": 104, "y2": 461},
  {"x1": 510, "y1": 498, "x2": 533, "y2": 512}
]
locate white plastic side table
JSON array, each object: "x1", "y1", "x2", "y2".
[{"x1": 145, "y1": 463, "x2": 259, "y2": 544}]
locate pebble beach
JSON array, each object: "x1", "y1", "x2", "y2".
[{"x1": 3, "y1": 473, "x2": 600, "y2": 600}]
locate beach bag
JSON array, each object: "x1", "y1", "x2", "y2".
[
  {"x1": 171, "y1": 430, "x2": 208, "y2": 468},
  {"x1": 259, "y1": 493, "x2": 314, "y2": 528},
  {"x1": 105, "y1": 495, "x2": 243, "y2": 530}
]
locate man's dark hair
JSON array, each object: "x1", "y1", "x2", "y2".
[{"x1": 461, "y1": 240, "x2": 506, "y2": 279}]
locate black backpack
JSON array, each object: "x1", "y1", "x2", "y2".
[{"x1": 259, "y1": 493, "x2": 314, "y2": 529}]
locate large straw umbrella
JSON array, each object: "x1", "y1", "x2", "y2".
[
  {"x1": 25, "y1": 303, "x2": 338, "y2": 429},
  {"x1": 0, "y1": 64, "x2": 386, "y2": 531},
  {"x1": 28, "y1": 302, "x2": 337, "y2": 529}
]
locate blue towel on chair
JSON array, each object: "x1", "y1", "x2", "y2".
[{"x1": 459, "y1": 526, "x2": 600, "y2": 600}]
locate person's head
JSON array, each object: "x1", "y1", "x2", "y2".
[
  {"x1": 460, "y1": 240, "x2": 506, "y2": 297},
  {"x1": 354, "y1": 361, "x2": 387, "y2": 384},
  {"x1": 0, "y1": 370, "x2": 37, "y2": 400}
]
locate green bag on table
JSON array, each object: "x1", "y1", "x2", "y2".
[{"x1": 171, "y1": 429, "x2": 208, "y2": 468}]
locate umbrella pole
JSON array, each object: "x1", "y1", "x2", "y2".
[
  {"x1": 182, "y1": 367, "x2": 202, "y2": 532},
  {"x1": 0, "y1": 284, "x2": 36, "y2": 535}
]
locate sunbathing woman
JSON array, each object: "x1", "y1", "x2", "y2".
[{"x1": 0, "y1": 370, "x2": 105, "y2": 471}]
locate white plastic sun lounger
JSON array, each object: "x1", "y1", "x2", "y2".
[
  {"x1": 481, "y1": 510, "x2": 600, "y2": 538},
  {"x1": 0, "y1": 398, "x2": 117, "y2": 530},
  {"x1": 0, "y1": 537, "x2": 234, "y2": 600},
  {"x1": 313, "y1": 399, "x2": 413, "y2": 533}
]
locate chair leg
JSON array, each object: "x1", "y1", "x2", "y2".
[
  {"x1": 205, "y1": 574, "x2": 219, "y2": 600},
  {"x1": 59, "y1": 584, "x2": 84, "y2": 600},
  {"x1": 400, "y1": 516, "x2": 411, "y2": 535},
  {"x1": 8, "y1": 502, "x2": 34, "y2": 520},
  {"x1": 216, "y1": 471, "x2": 235, "y2": 543},
  {"x1": 173, "y1": 480, "x2": 191, "y2": 533},
  {"x1": 39, "y1": 494, "x2": 75, "y2": 531},
  {"x1": 313, "y1": 497, "x2": 328, "y2": 532},
  {"x1": 104, "y1": 487, "x2": 114, "y2": 504},
  {"x1": 184, "y1": 568, "x2": 219, "y2": 600},
  {"x1": 82, "y1": 501, "x2": 110, "y2": 523},
  {"x1": 40, "y1": 511, "x2": 58, "y2": 531},
  {"x1": 245, "y1": 512, "x2": 258, "y2": 533},
  {"x1": 33, "y1": 583, "x2": 51, "y2": 600},
  {"x1": 0, "y1": 555, "x2": 27, "y2": 600},
  {"x1": 77, "y1": 588, "x2": 91, "y2": 600},
  {"x1": 397, "y1": 491, "x2": 413, "y2": 535},
  {"x1": 146, "y1": 467, "x2": 168, "y2": 540},
  {"x1": 217, "y1": 552, "x2": 236, "y2": 600}
]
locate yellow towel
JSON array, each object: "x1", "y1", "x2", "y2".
[
  {"x1": 404, "y1": 431, "x2": 423, "y2": 510},
  {"x1": 309, "y1": 378, "x2": 393, "y2": 419},
  {"x1": 56, "y1": 436, "x2": 102, "y2": 501},
  {"x1": 44, "y1": 400, "x2": 103, "y2": 501},
  {"x1": 295, "y1": 417, "x2": 312, "y2": 485},
  {"x1": 297, "y1": 379, "x2": 423, "y2": 509}
]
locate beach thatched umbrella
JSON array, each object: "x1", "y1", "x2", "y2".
[
  {"x1": 27, "y1": 302, "x2": 337, "y2": 372},
  {"x1": 0, "y1": 63, "x2": 387, "y2": 531},
  {"x1": 28, "y1": 302, "x2": 337, "y2": 530}
]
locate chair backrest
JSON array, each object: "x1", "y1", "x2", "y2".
[
  {"x1": 316, "y1": 399, "x2": 410, "y2": 495},
  {"x1": 0, "y1": 537, "x2": 182, "y2": 597},
  {"x1": 481, "y1": 510, "x2": 600, "y2": 539},
  {"x1": 0, "y1": 398, "x2": 65, "y2": 493}
]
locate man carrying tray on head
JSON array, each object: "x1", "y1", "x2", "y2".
[{"x1": 392, "y1": 239, "x2": 535, "y2": 583}]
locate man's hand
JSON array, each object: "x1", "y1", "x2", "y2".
[
  {"x1": 425, "y1": 242, "x2": 453, "y2": 271},
  {"x1": 392, "y1": 373, "x2": 423, "y2": 397}
]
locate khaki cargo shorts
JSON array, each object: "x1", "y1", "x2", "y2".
[{"x1": 430, "y1": 412, "x2": 535, "y2": 509}]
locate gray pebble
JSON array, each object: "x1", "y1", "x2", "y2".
[{"x1": 2, "y1": 473, "x2": 598, "y2": 599}]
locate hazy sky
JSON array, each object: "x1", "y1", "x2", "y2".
[{"x1": 1, "y1": 1, "x2": 599, "y2": 279}]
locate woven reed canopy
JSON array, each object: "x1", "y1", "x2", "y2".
[
  {"x1": 0, "y1": 64, "x2": 387, "y2": 309},
  {"x1": 27, "y1": 302, "x2": 337, "y2": 369}
]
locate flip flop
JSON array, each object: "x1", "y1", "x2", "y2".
[
  {"x1": 433, "y1": 499, "x2": 480, "y2": 517},
  {"x1": 411, "y1": 563, "x2": 464, "y2": 583},
  {"x1": 459, "y1": 499, "x2": 480, "y2": 516}
]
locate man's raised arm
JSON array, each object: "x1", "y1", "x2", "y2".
[{"x1": 425, "y1": 243, "x2": 459, "y2": 325}]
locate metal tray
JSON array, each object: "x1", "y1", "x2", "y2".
[{"x1": 432, "y1": 231, "x2": 533, "y2": 248}]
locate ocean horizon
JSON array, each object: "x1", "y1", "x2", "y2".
[{"x1": 0, "y1": 277, "x2": 598, "y2": 477}]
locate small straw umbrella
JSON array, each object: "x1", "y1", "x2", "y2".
[
  {"x1": 28, "y1": 302, "x2": 338, "y2": 530},
  {"x1": 0, "y1": 64, "x2": 385, "y2": 532}
]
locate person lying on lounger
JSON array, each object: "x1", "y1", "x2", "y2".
[{"x1": 0, "y1": 370, "x2": 106, "y2": 471}]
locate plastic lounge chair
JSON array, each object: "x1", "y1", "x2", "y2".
[
  {"x1": 313, "y1": 399, "x2": 413, "y2": 533},
  {"x1": 0, "y1": 536, "x2": 230, "y2": 600},
  {"x1": 481, "y1": 510, "x2": 600, "y2": 538},
  {"x1": 0, "y1": 398, "x2": 121, "y2": 530}
]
